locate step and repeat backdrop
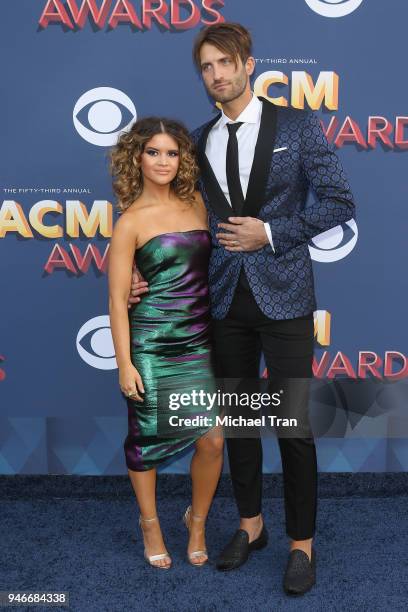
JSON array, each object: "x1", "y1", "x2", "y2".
[{"x1": 1, "y1": 0, "x2": 407, "y2": 474}]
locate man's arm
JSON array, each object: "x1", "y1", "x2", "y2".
[
  {"x1": 128, "y1": 263, "x2": 149, "y2": 307},
  {"x1": 268, "y1": 111, "x2": 355, "y2": 257}
]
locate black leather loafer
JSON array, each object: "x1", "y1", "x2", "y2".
[
  {"x1": 216, "y1": 524, "x2": 268, "y2": 571},
  {"x1": 283, "y1": 548, "x2": 316, "y2": 595}
]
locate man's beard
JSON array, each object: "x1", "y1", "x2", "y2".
[{"x1": 209, "y1": 70, "x2": 248, "y2": 104}]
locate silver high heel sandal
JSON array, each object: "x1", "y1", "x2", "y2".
[
  {"x1": 138, "y1": 515, "x2": 171, "y2": 569},
  {"x1": 183, "y1": 505, "x2": 208, "y2": 567}
]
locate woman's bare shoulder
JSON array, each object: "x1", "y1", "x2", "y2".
[
  {"x1": 193, "y1": 190, "x2": 205, "y2": 205},
  {"x1": 116, "y1": 198, "x2": 153, "y2": 224},
  {"x1": 192, "y1": 190, "x2": 207, "y2": 218},
  {"x1": 112, "y1": 202, "x2": 146, "y2": 242}
]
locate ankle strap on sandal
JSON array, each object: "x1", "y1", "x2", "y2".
[
  {"x1": 186, "y1": 506, "x2": 206, "y2": 521},
  {"x1": 190, "y1": 512, "x2": 206, "y2": 521},
  {"x1": 139, "y1": 515, "x2": 159, "y2": 523}
]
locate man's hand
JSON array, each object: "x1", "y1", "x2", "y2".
[
  {"x1": 216, "y1": 217, "x2": 269, "y2": 252},
  {"x1": 128, "y1": 263, "x2": 149, "y2": 308}
]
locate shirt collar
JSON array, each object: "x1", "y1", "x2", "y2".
[{"x1": 217, "y1": 93, "x2": 262, "y2": 130}]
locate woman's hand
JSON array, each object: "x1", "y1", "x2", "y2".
[{"x1": 119, "y1": 364, "x2": 145, "y2": 402}]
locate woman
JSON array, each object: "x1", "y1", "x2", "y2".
[{"x1": 108, "y1": 117, "x2": 223, "y2": 570}]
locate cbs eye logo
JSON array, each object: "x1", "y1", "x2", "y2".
[
  {"x1": 308, "y1": 219, "x2": 358, "y2": 262},
  {"x1": 73, "y1": 87, "x2": 136, "y2": 146},
  {"x1": 76, "y1": 315, "x2": 117, "y2": 370},
  {"x1": 304, "y1": 0, "x2": 364, "y2": 18}
]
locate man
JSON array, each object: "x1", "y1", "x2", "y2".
[{"x1": 130, "y1": 22, "x2": 355, "y2": 595}]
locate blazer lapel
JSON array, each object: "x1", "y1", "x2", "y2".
[
  {"x1": 197, "y1": 97, "x2": 278, "y2": 221},
  {"x1": 197, "y1": 112, "x2": 234, "y2": 221},
  {"x1": 242, "y1": 97, "x2": 278, "y2": 218}
]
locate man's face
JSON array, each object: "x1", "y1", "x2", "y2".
[{"x1": 199, "y1": 42, "x2": 252, "y2": 104}]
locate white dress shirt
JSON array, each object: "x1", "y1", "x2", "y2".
[{"x1": 205, "y1": 93, "x2": 274, "y2": 251}]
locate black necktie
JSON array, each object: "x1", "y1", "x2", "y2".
[{"x1": 226, "y1": 122, "x2": 244, "y2": 215}]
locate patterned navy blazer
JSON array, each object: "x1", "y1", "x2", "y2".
[{"x1": 190, "y1": 97, "x2": 355, "y2": 320}]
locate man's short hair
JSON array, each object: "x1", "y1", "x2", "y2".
[{"x1": 192, "y1": 22, "x2": 253, "y2": 71}]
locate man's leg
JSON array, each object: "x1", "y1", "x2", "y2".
[
  {"x1": 258, "y1": 313, "x2": 317, "y2": 557},
  {"x1": 212, "y1": 285, "x2": 269, "y2": 570},
  {"x1": 212, "y1": 304, "x2": 263, "y2": 536}
]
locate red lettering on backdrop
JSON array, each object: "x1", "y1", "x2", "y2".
[
  {"x1": 66, "y1": 0, "x2": 113, "y2": 28},
  {"x1": 171, "y1": 0, "x2": 200, "y2": 29},
  {"x1": 326, "y1": 352, "x2": 357, "y2": 379},
  {"x1": 201, "y1": 0, "x2": 224, "y2": 24},
  {"x1": 143, "y1": 0, "x2": 169, "y2": 28},
  {"x1": 39, "y1": 0, "x2": 224, "y2": 29},
  {"x1": 39, "y1": 0, "x2": 74, "y2": 28},
  {"x1": 44, "y1": 244, "x2": 77, "y2": 274},
  {"x1": 334, "y1": 116, "x2": 367, "y2": 149},
  {"x1": 268, "y1": 352, "x2": 408, "y2": 379},
  {"x1": 367, "y1": 116, "x2": 393, "y2": 148},
  {"x1": 108, "y1": 0, "x2": 143, "y2": 28},
  {"x1": 313, "y1": 352, "x2": 331, "y2": 378},
  {"x1": 322, "y1": 115, "x2": 408, "y2": 149},
  {"x1": 44, "y1": 244, "x2": 110, "y2": 274},
  {"x1": 357, "y1": 351, "x2": 383, "y2": 378},
  {"x1": 70, "y1": 243, "x2": 110, "y2": 273},
  {"x1": 0, "y1": 356, "x2": 5, "y2": 382},
  {"x1": 395, "y1": 117, "x2": 408, "y2": 149},
  {"x1": 321, "y1": 116, "x2": 338, "y2": 143},
  {"x1": 384, "y1": 352, "x2": 408, "y2": 380}
]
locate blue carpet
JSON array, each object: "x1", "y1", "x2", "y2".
[{"x1": 1, "y1": 495, "x2": 408, "y2": 611}]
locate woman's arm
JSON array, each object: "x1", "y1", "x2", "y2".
[{"x1": 108, "y1": 213, "x2": 144, "y2": 400}]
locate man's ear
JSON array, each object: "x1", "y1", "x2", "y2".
[{"x1": 246, "y1": 56, "x2": 256, "y2": 77}]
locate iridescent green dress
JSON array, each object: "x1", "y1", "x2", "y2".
[{"x1": 124, "y1": 230, "x2": 216, "y2": 471}]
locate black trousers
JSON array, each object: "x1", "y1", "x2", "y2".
[{"x1": 212, "y1": 280, "x2": 317, "y2": 540}]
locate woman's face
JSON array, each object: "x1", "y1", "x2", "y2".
[{"x1": 140, "y1": 133, "x2": 180, "y2": 187}]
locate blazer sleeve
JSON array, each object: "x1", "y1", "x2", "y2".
[{"x1": 269, "y1": 111, "x2": 355, "y2": 257}]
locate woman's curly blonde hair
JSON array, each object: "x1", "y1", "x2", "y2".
[{"x1": 110, "y1": 117, "x2": 199, "y2": 212}]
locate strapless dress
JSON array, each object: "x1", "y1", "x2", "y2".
[{"x1": 124, "y1": 230, "x2": 216, "y2": 471}]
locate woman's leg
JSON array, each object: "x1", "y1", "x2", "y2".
[
  {"x1": 188, "y1": 427, "x2": 224, "y2": 563},
  {"x1": 128, "y1": 467, "x2": 171, "y2": 568}
]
